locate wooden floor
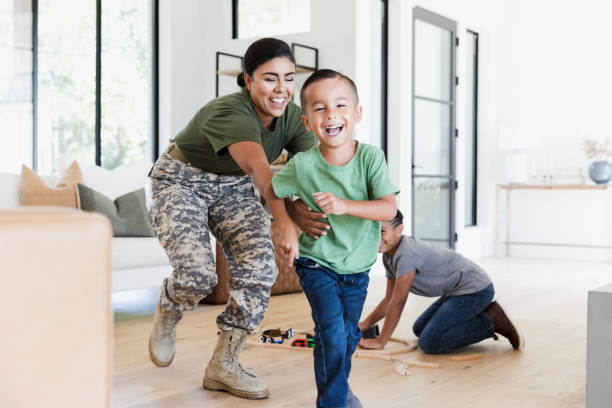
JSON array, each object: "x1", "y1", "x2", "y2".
[{"x1": 112, "y1": 257, "x2": 612, "y2": 407}]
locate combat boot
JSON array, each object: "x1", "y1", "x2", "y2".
[
  {"x1": 148, "y1": 300, "x2": 182, "y2": 367},
  {"x1": 203, "y1": 327, "x2": 269, "y2": 399}
]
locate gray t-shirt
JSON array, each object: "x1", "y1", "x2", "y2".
[{"x1": 383, "y1": 236, "x2": 492, "y2": 297}]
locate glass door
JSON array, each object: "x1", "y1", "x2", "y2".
[{"x1": 411, "y1": 7, "x2": 457, "y2": 248}]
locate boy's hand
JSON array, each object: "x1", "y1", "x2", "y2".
[
  {"x1": 276, "y1": 222, "x2": 300, "y2": 267},
  {"x1": 358, "y1": 337, "x2": 386, "y2": 350},
  {"x1": 313, "y1": 192, "x2": 347, "y2": 215}
]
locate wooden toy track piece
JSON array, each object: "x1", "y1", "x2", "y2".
[
  {"x1": 245, "y1": 340, "x2": 313, "y2": 352},
  {"x1": 354, "y1": 351, "x2": 440, "y2": 369},
  {"x1": 357, "y1": 337, "x2": 418, "y2": 355},
  {"x1": 448, "y1": 353, "x2": 484, "y2": 362}
]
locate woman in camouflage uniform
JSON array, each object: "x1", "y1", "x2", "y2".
[{"x1": 148, "y1": 38, "x2": 318, "y2": 400}]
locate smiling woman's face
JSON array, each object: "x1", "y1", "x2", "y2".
[{"x1": 245, "y1": 57, "x2": 296, "y2": 129}]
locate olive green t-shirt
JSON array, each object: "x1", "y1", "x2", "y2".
[
  {"x1": 272, "y1": 142, "x2": 399, "y2": 274},
  {"x1": 174, "y1": 88, "x2": 316, "y2": 175}
]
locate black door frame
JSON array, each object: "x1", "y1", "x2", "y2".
[{"x1": 411, "y1": 6, "x2": 457, "y2": 249}]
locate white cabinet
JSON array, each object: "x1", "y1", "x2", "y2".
[{"x1": 496, "y1": 184, "x2": 612, "y2": 261}]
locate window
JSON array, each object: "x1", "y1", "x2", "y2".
[
  {"x1": 0, "y1": 0, "x2": 157, "y2": 175},
  {"x1": 101, "y1": 0, "x2": 154, "y2": 169},
  {"x1": 37, "y1": 0, "x2": 96, "y2": 173},
  {"x1": 233, "y1": 0, "x2": 311, "y2": 39},
  {"x1": 464, "y1": 30, "x2": 478, "y2": 226},
  {"x1": 0, "y1": 0, "x2": 34, "y2": 173}
]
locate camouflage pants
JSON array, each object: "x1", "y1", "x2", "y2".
[{"x1": 149, "y1": 150, "x2": 278, "y2": 331}]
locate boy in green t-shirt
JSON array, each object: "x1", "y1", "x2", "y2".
[{"x1": 264, "y1": 69, "x2": 398, "y2": 408}]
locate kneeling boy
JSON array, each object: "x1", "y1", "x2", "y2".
[{"x1": 359, "y1": 211, "x2": 524, "y2": 354}]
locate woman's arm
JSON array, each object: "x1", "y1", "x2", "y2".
[
  {"x1": 313, "y1": 192, "x2": 396, "y2": 222},
  {"x1": 264, "y1": 185, "x2": 300, "y2": 266},
  {"x1": 227, "y1": 140, "x2": 299, "y2": 266},
  {"x1": 227, "y1": 141, "x2": 274, "y2": 197}
]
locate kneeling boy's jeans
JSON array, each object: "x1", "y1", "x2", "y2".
[
  {"x1": 294, "y1": 257, "x2": 369, "y2": 408},
  {"x1": 413, "y1": 283, "x2": 495, "y2": 354}
]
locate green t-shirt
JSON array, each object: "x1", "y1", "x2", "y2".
[
  {"x1": 272, "y1": 142, "x2": 399, "y2": 274},
  {"x1": 174, "y1": 88, "x2": 316, "y2": 175}
]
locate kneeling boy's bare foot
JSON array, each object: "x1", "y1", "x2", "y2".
[{"x1": 483, "y1": 301, "x2": 525, "y2": 350}]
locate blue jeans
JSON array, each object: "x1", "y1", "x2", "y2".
[
  {"x1": 294, "y1": 257, "x2": 369, "y2": 408},
  {"x1": 413, "y1": 283, "x2": 495, "y2": 354}
]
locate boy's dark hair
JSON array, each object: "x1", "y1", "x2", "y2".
[
  {"x1": 237, "y1": 38, "x2": 295, "y2": 87},
  {"x1": 390, "y1": 210, "x2": 404, "y2": 227},
  {"x1": 300, "y1": 69, "x2": 359, "y2": 108}
]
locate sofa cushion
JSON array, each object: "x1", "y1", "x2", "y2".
[
  {"x1": 112, "y1": 237, "x2": 169, "y2": 270},
  {"x1": 19, "y1": 161, "x2": 82, "y2": 208},
  {"x1": 77, "y1": 184, "x2": 155, "y2": 237},
  {"x1": 78, "y1": 159, "x2": 153, "y2": 207}
]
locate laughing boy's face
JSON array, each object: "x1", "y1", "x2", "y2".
[{"x1": 301, "y1": 77, "x2": 362, "y2": 150}]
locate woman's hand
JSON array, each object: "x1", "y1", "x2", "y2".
[
  {"x1": 313, "y1": 192, "x2": 347, "y2": 215},
  {"x1": 275, "y1": 222, "x2": 300, "y2": 267},
  {"x1": 286, "y1": 198, "x2": 330, "y2": 239}
]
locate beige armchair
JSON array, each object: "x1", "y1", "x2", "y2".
[{"x1": 0, "y1": 208, "x2": 113, "y2": 408}]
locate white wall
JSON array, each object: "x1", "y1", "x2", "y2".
[
  {"x1": 354, "y1": 0, "x2": 382, "y2": 149},
  {"x1": 487, "y1": 0, "x2": 612, "y2": 258},
  {"x1": 495, "y1": 0, "x2": 612, "y2": 174}
]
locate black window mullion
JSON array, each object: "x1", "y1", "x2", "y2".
[
  {"x1": 465, "y1": 29, "x2": 479, "y2": 227},
  {"x1": 472, "y1": 32, "x2": 479, "y2": 226},
  {"x1": 152, "y1": 0, "x2": 159, "y2": 161},
  {"x1": 32, "y1": 0, "x2": 38, "y2": 171},
  {"x1": 95, "y1": 0, "x2": 102, "y2": 166},
  {"x1": 232, "y1": 0, "x2": 238, "y2": 39},
  {"x1": 381, "y1": 0, "x2": 388, "y2": 158}
]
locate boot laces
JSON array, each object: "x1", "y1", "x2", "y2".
[{"x1": 225, "y1": 334, "x2": 256, "y2": 378}]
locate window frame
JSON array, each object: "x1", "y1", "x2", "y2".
[
  {"x1": 411, "y1": 6, "x2": 458, "y2": 249},
  {"x1": 465, "y1": 29, "x2": 479, "y2": 227}
]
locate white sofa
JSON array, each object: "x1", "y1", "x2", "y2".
[{"x1": 0, "y1": 169, "x2": 172, "y2": 292}]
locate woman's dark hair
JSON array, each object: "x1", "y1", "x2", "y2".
[
  {"x1": 390, "y1": 210, "x2": 404, "y2": 227},
  {"x1": 299, "y1": 69, "x2": 359, "y2": 108},
  {"x1": 237, "y1": 38, "x2": 295, "y2": 87}
]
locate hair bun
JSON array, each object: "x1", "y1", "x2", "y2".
[{"x1": 236, "y1": 71, "x2": 246, "y2": 87}]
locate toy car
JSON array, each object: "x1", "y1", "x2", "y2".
[
  {"x1": 259, "y1": 334, "x2": 283, "y2": 344},
  {"x1": 259, "y1": 328, "x2": 294, "y2": 344},
  {"x1": 291, "y1": 338, "x2": 315, "y2": 348}
]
